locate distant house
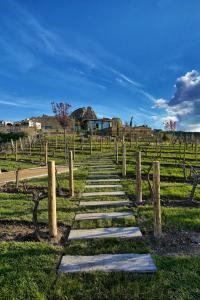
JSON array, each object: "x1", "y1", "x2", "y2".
[
  {"x1": 17, "y1": 119, "x2": 41, "y2": 130},
  {"x1": 83, "y1": 118, "x2": 112, "y2": 131},
  {"x1": 0, "y1": 120, "x2": 13, "y2": 127}
]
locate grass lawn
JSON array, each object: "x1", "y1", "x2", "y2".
[{"x1": 0, "y1": 242, "x2": 61, "y2": 300}]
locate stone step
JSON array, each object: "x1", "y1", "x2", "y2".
[
  {"x1": 89, "y1": 165, "x2": 115, "y2": 168},
  {"x1": 89, "y1": 171, "x2": 118, "y2": 174},
  {"x1": 87, "y1": 175, "x2": 119, "y2": 179},
  {"x1": 59, "y1": 253, "x2": 157, "y2": 273},
  {"x1": 79, "y1": 200, "x2": 131, "y2": 207},
  {"x1": 86, "y1": 179, "x2": 121, "y2": 183},
  {"x1": 85, "y1": 184, "x2": 123, "y2": 189},
  {"x1": 82, "y1": 191, "x2": 126, "y2": 197},
  {"x1": 75, "y1": 211, "x2": 133, "y2": 221},
  {"x1": 68, "y1": 226, "x2": 142, "y2": 240},
  {"x1": 90, "y1": 169, "x2": 116, "y2": 172}
]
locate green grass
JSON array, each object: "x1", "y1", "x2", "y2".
[{"x1": 0, "y1": 242, "x2": 61, "y2": 300}]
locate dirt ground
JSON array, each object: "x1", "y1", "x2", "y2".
[
  {"x1": 149, "y1": 230, "x2": 200, "y2": 256},
  {"x1": 0, "y1": 221, "x2": 70, "y2": 245}
]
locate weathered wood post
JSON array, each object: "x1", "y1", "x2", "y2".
[
  {"x1": 115, "y1": 140, "x2": 119, "y2": 164},
  {"x1": 15, "y1": 168, "x2": 20, "y2": 189},
  {"x1": 48, "y1": 160, "x2": 57, "y2": 237},
  {"x1": 69, "y1": 150, "x2": 74, "y2": 197},
  {"x1": 136, "y1": 151, "x2": 142, "y2": 203},
  {"x1": 100, "y1": 137, "x2": 103, "y2": 153},
  {"x1": 153, "y1": 161, "x2": 162, "y2": 238},
  {"x1": 90, "y1": 136, "x2": 93, "y2": 155},
  {"x1": 55, "y1": 136, "x2": 58, "y2": 149},
  {"x1": 194, "y1": 138, "x2": 197, "y2": 161},
  {"x1": 73, "y1": 135, "x2": 76, "y2": 160},
  {"x1": 28, "y1": 136, "x2": 32, "y2": 156},
  {"x1": 15, "y1": 141, "x2": 18, "y2": 162},
  {"x1": 122, "y1": 142, "x2": 126, "y2": 177},
  {"x1": 19, "y1": 137, "x2": 23, "y2": 151},
  {"x1": 45, "y1": 142, "x2": 48, "y2": 165},
  {"x1": 11, "y1": 139, "x2": 15, "y2": 153}
]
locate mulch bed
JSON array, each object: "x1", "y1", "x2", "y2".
[
  {"x1": 0, "y1": 220, "x2": 70, "y2": 245},
  {"x1": 149, "y1": 230, "x2": 200, "y2": 256}
]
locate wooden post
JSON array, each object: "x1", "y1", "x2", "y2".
[
  {"x1": 15, "y1": 141, "x2": 18, "y2": 162},
  {"x1": 28, "y1": 136, "x2": 32, "y2": 156},
  {"x1": 135, "y1": 151, "x2": 142, "y2": 203},
  {"x1": 55, "y1": 136, "x2": 58, "y2": 149},
  {"x1": 19, "y1": 137, "x2": 23, "y2": 151},
  {"x1": 100, "y1": 137, "x2": 103, "y2": 152},
  {"x1": 69, "y1": 150, "x2": 74, "y2": 197},
  {"x1": 115, "y1": 141, "x2": 119, "y2": 164},
  {"x1": 16, "y1": 168, "x2": 20, "y2": 188},
  {"x1": 90, "y1": 136, "x2": 92, "y2": 155},
  {"x1": 73, "y1": 135, "x2": 76, "y2": 160},
  {"x1": 153, "y1": 161, "x2": 162, "y2": 238},
  {"x1": 45, "y1": 142, "x2": 48, "y2": 165},
  {"x1": 122, "y1": 143, "x2": 126, "y2": 177},
  {"x1": 48, "y1": 161, "x2": 57, "y2": 237},
  {"x1": 11, "y1": 139, "x2": 15, "y2": 153}
]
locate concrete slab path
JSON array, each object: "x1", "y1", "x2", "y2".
[{"x1": 59, "y1": 254, "x2": 157, "y2": 273}]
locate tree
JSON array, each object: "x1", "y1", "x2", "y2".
[
  {"x1": 130, "y1": 116, "x2": 133, "y2": 127},
  {"x1": 51, "y1": 102, "x2": 71, "y2": 161},
  {"x1": 164, "y1": 119, "x2": 177, "y2": 131}
]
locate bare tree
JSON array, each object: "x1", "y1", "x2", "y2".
[
  {"x1": 52, "y1": 102, "x2": 71, "y2": 161},
  {"x1": 164, "y1": 120, "x2": 177, "y2": 131}
]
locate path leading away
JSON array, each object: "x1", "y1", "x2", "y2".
[
  {"x1": 59, "y1": 154, "x2": 156, "y2": 273},
  {"x1": 0, "y1": 165, "x2": 70, "y2": 186}
]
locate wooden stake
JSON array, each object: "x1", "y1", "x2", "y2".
[
  {"x1": 28, "y1": 136, "x2": 32, "y2": 156},
  {"x1": 136, "y1": 151, "x2": 142, "y2": 203},
  {"x1": 11, "y1": 139, "x2": 15, "y2": 153},
  {"x1": 15, "y1": 141, "x2": 18, "y2": 162},
  {"x1": 69, "y1": 150, "x2": 74, "y2": 197},
  {"x1": 115, "y1": 141, "x2": 119, "y2": 164},
  {"x1": 100, "y1": 137, "x2": 103, "y2": 152},
  {"x1": 48, "y1": 160, "x2": 57, "y2": 237},
  {"x1": 122, "y1": 143, "x2": 126, "y2": 177},
  {"x1": 90, "y1": 136, "x2": 93, "y2": 155},
  {"x1": 15, "y1": 168, "x2": 20, "y2": 188},
  {"x1": 73, "y1": 135, "x2": 76, "y2": 160},
  {"x1": 153, "y1": 161, "x2": 162, "y2": 238},
  {"x1": 45, "y1": 142, "x2": 48, "y2": 165},
  {"x1": 19, "y1": 137, "x2": 23, "y2": 151}
]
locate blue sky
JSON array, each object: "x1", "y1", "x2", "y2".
[{"x1": 1, "y1": 0, "x2": 200, "y2": 130}]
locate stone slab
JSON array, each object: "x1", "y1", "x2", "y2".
[
  {"x1": 68, "y1": 227, "x2": 142, "y2": 240},
  {"x1": 86, "y1": 179, "x2": 121, "y2": 183},
  {"x1": 79, "y1": 200, "x2": 131, "y2": 207},
  {"x1": 59, "y1": 253, "x2": 157, "y2": 273},
  {"x1": 75, "y1": 211, "x2": 133, "y2": 220},
  {"x1": 90, "y1": 165, "x2": 115, "y2": 168},
  {"x1": 87, "y1": 175, "x2": 119, "y2": 179},
  {"x1": 85, "y1": 184, "x2": 123, "y2": 188},
  {"x1": 89, "y1": 171, "x2": 118, "y2": 174},
  {"x1": 82, "y1": 191, "x2": 126, "y2": 197}
]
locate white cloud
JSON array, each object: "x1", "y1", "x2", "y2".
[{"x1": 155, "y1": 70, "x2": 200, "y2": 131}]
